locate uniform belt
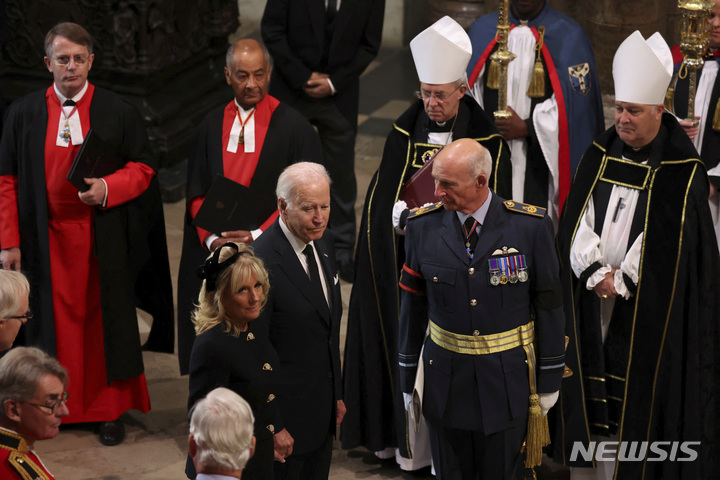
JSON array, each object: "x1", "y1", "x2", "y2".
[{"x1": 429, "y1": 320, "x2": 534, "y2": 355}]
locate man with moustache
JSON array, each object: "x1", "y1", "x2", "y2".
[
  {"x1": 342, "y1": 16, "x2": 511, "y2": 471},
  {"x1": 0, "y1": 22, "x2": 168, "y2": 445},
  {"x1": 252, "y1": 163, "x2": 344, "y2": 480},
  {"x1": 467, "y1": 0, "x2": 604, "y2": 225},
  {"x1": 176, "y1": 39, "x2": 322, "y2": 374},
  {"x1": 0, "y1": 347, "x2": 70, "y2": 479},
  {"x1": 554, "y1": 31, "x2": 720, "y2": 479}
]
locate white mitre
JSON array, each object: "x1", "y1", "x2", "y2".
[
  {"x1": 410, "y1": 16, "x2": 472, "y2": 84},
  {"x1": 613, "y1": 30, "x2": 673, "y2": 105}
]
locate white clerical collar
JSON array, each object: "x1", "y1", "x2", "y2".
[
  {"x1": 227, "y1": 99, "x2": 257, "y2": 153},
  {"x1": 54, "y1": 82, "x2": 88, "y2": 147},
  {"x1": 279, "y1": 216, "x2": 315, "y2": 255},
  {"x1": 457, "y1": 190, "x2": 492, "y2": 226},
  {"x1": 234, "y1": 98, "x2": 255, "y2": 120},
  {"x1": 53, "y1": 81, "x2": 89, "y2": 105}
]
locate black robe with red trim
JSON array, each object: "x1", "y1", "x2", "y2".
[
  {"x1": 553, "y1": 113, "x2": 720, "y2": 478},
  {"x1": 176, "y1": 98, "x2": 322, "y2": 374},
  {"x1": 0, "y1": 86, "x2": 173, "y2": 382}
]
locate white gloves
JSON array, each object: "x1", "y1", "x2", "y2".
[
  {"x1": 392, "y1": 200, "x2": 409, "y2": 235},
  {"x1": 539, "y1": 391, "x2": 559, "y2": 417}
]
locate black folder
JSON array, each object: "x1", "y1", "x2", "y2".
[
  {"x1": 66, "y1": 129, "x2": 125, "y2": 192},
  {"x1": 192, "y1": 175, "x2": 278, "y2": 235}
]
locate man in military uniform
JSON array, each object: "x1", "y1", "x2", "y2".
[
  {"x1": 342, "y1": 16, "x2": 511, "y2": 470},
  {"x1": 398, "y1": 138, "x2": 565, "y2": 479},
  {"x1": 0, "y1": 347, "x2": 69, "y2": 480}
]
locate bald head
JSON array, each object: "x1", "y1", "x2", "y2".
[
  {"x1": 432, "y1": 139, "x2": 492, "y2": 213},
  {"x1": 224, "y1": 39, "x2": 272, "y2": 109}
]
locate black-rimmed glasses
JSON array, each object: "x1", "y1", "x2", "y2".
[
  {"x1": 6, "y1": 310, "x2": 32, "y2": 321},
  {"x1": 24, "y1": 391, "x2": 69, "y2": 415}
]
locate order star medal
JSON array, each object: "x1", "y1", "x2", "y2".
[{"x1": 59, "y1": 123, "x2": 71, "y2": 143}]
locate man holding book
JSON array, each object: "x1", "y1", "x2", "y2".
[{"x1": 0, "y1": 22, "x2": 168, "y2": 446}]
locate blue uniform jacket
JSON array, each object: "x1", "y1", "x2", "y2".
[{"x1": 398, "y1": 194, "x2": 565, "y2": 434}]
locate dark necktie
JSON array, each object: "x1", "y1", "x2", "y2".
[
  {"x1": 63, "y1": 99, "x2": 76, "y2": 107},
  {"x1": 302, "y1": 244, "x2": 328, "y2": 309},
  {"x1": 302, "y1": 244, "x2": 321, "y2": 285},
  {"x1": 462, "y1": 216, "x2": 479, "y2": 258},
  {"x1": 327, "y1": 0, "x2": 337, "y2": 22}
]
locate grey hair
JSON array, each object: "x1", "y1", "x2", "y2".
[
  {"x1": 0, "y1": 270, "x2": 30, "y2": 319},
  {"x1": 468, "y1": 143, "x2": 493, "y2": 180},
  {"x1": 454, "y1": 73, "x2": 469, "y2": 89},
  {"x1": 189, "y1": 387, "x2": 255, "y2": 472},
  {"x1": 276, "y1": 162, "x2": 331, "y2": 207},
  {"x1": 226, "y1": 39, "x2": 272, "y2": 70},
  {"x1": 0, "y1": 347, "x2": 69, "y2": 421}
]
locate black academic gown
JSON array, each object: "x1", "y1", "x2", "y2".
[
  {"x1": 0, "y1": 87, "x2": 173, "y2": 381},
  {"x1": 176, "y1": 101, "x2": 322, "y2": 374},
  {"x1": 553, "y1": 113, "x2": 720, "y2": 478},
  {"x1": 341, "y1": 96, "x2": 511, "y2": 457}
]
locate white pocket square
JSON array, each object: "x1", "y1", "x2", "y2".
[{"x1": 333, "y1": 274, "x2": 339, "y2": 285}]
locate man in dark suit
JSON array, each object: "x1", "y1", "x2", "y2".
[
  {"x1": 175, "y1": 38, "x2": 322, "y2": 374},
  {"x1": 398, "y1": 138, "x2": 565, "y2": 479},
  {"x1": 251, "y1": 162, "x2": 345, "y2": 480},
  {"x1": 261, "y1": 0, "x2": 385, "y2": 280}
]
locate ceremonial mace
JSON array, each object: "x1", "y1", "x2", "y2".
[
  {"x1": 678, "y1": 0, "x2": 715, "y2": 126},
  {"x1": 491, "y1": 0, "x2": 516, "y2": 120}
]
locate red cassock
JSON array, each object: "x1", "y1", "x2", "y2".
[{"x1": 0, "y1": 85, "x2": 153, "y2": 423}]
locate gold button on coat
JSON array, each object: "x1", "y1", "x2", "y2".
[
  {"x1": 470, "y1": 299, "x2": 477, "y2": 306},
  {"x1": 468, "y1": 268, "x2": 475, "y2": 275}
]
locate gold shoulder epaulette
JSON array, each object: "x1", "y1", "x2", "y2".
[
  {"x1": 503, "y1": 200, "x2": 546, "y2": 218},
  {"x1": 407, "y1": 202, "x2": 443, "y2": 220}
]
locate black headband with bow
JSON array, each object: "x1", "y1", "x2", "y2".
[{"x1": 197, "y1": 242, "x2": 247, "y2": 291}]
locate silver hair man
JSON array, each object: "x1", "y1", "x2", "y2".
[
  {"x1": 275, "y1": 162, "x2": 332, "y2": 208},
  {"x1": 189, "y1": 387, "x2": 256, "y2": 478}
]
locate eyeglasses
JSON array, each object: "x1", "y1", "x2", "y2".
[
  {"x1": 415, "y1": 84, "x2": 464, "y2": 103},
  {"x1": 52, "y1": 54, "x2": 89, "y2": 66},
  {"x1": 6, "y1": 311, "x2": 32, "y2": 321},
  {"x1": 24, "y1": 391, "x2": 69, "y2": 415}
]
